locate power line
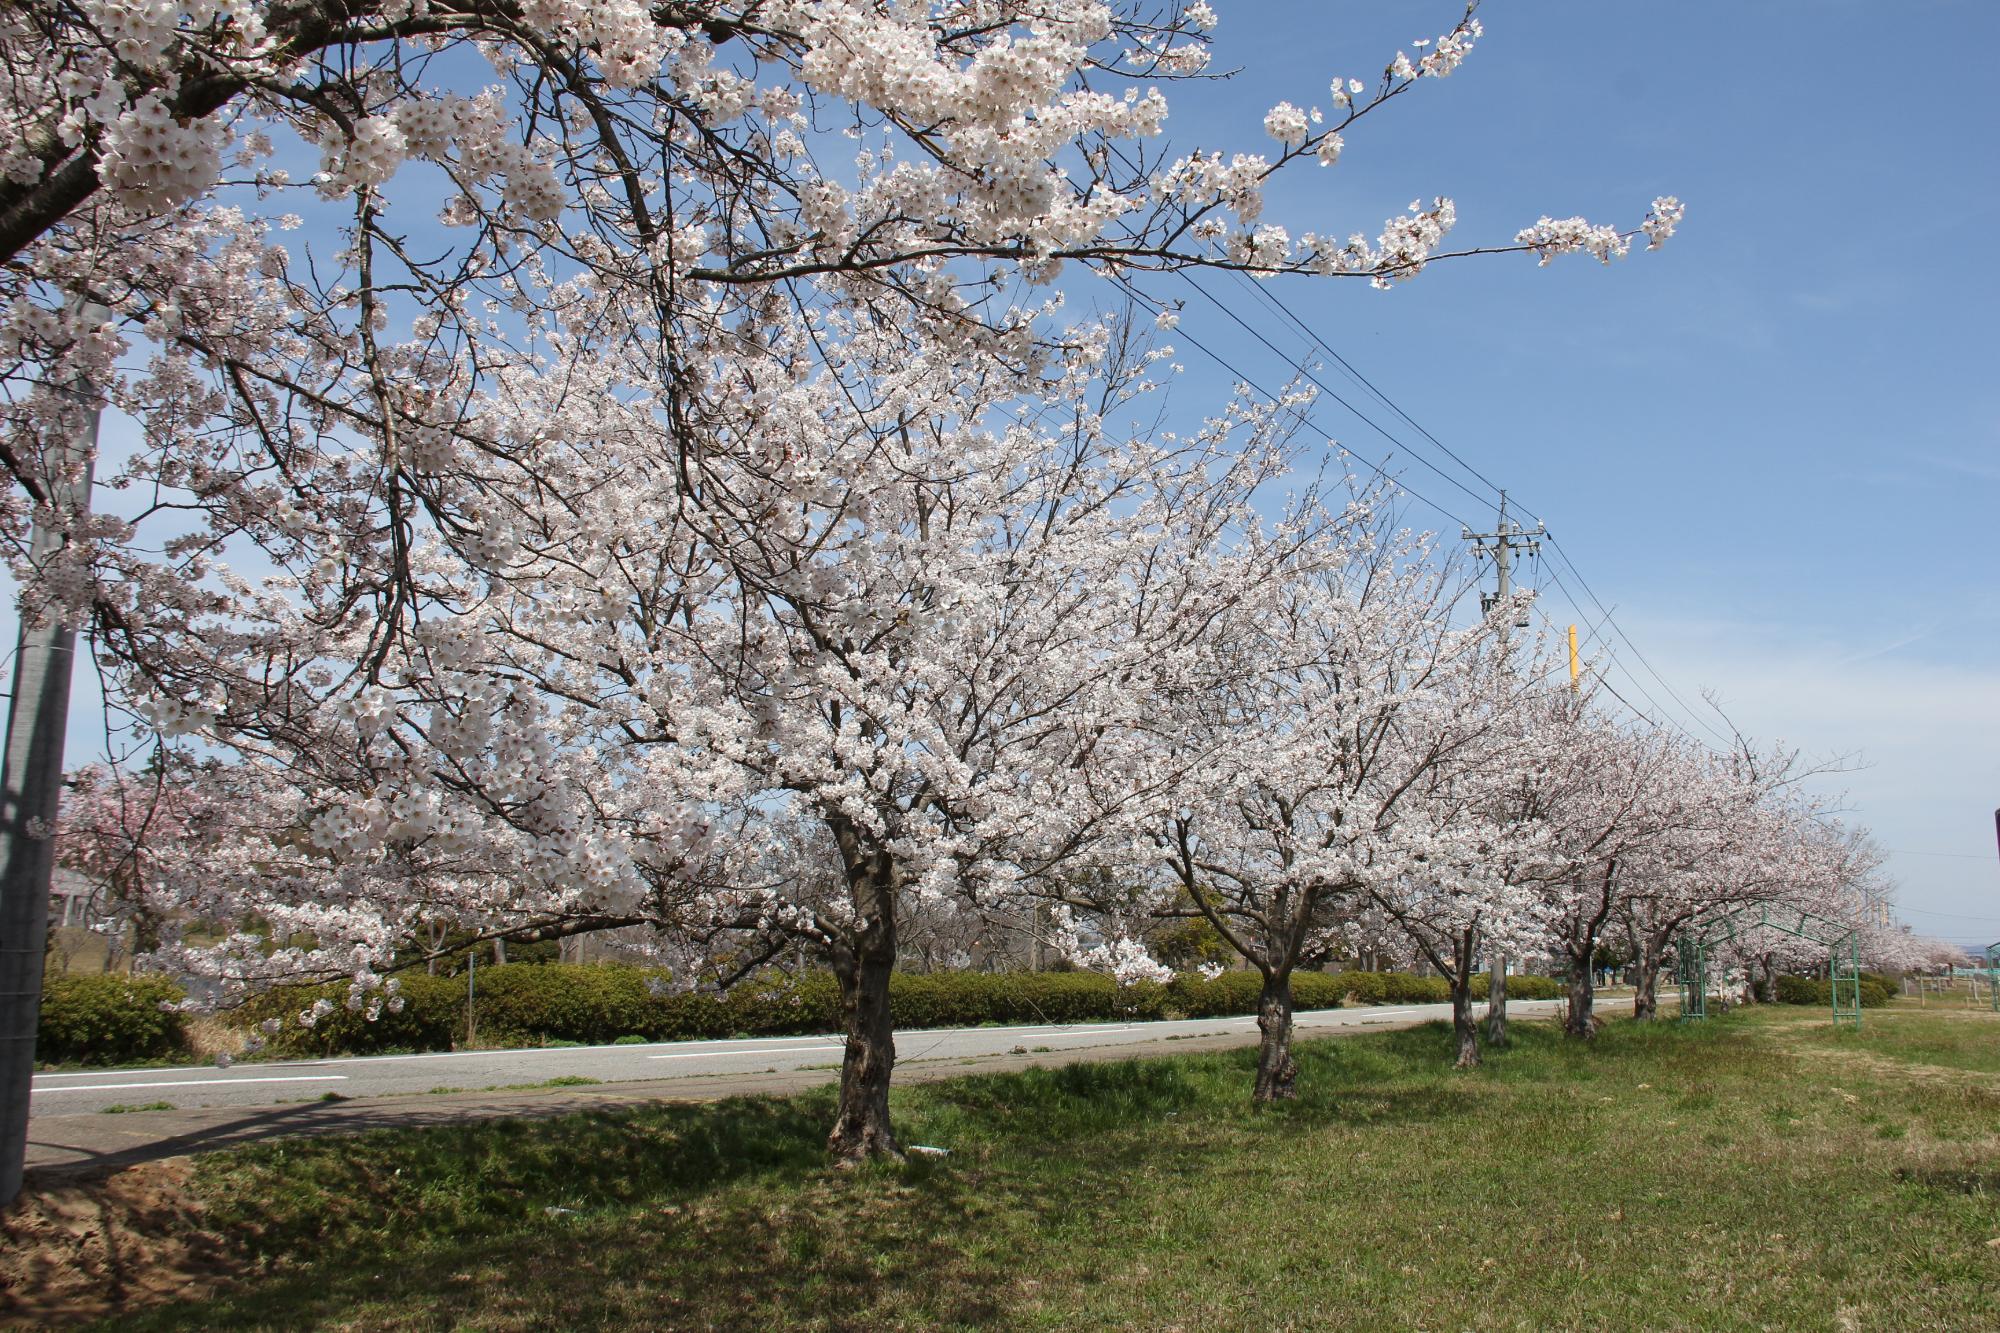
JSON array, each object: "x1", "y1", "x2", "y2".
[
  {"x1": 1534, "y1": 563, "x2": 1686, "y2": 735},
  {"x1": 1109, "y1": 276, "x2": 1480, "y2": 533},
  {"x1": 1541, "y1": 535, "x2": 1736, "y2": 746},
  {"x1": 1895, "y1": 904, "x2": 2000, "y2": 924},
  {"x1": 1215, "y1": 269, "x2": 1514, "y2": 507},
  {"x1": 1109, "y1": 233, "x2": 1730, "y2": 748},
  {"x1": 1165, "y1": 269, "x2": 1721, "y2": 744},
  {"x1": 1170, "y1": 273, "x2": 1501, "y2": 520}
]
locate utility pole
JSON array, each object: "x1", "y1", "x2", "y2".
[
  {"x1": 0, "y1": 303, "x2": 103, "y2": 1207},
  {"x1": 1464, "y1": 491, "x2": 1543, "y2": 630},
  {"x1": 1463, "y1": 492, "x2": 1543, "y2": 1047}
]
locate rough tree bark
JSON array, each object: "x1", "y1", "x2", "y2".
[
  {"x1": 1451, "y1": 933, "x2": 1481, "y2": 1070},
  {"x1": 1563, "y1": 864, "x2": 1617, "y2": 1039},
  {"x1": 825, "y1": 822, "x2": 903, "y2": 1165},
  {"x1": 1564, "y1": 956, "x2": 1597, "y2": 1039},
  {"x1": 1451, "y1": 978, "x2": 1481, "y2": 1069},
  {"x1": 1252, "y1": 968, "x2": 1299, "y2": 1101},
  {"x1": 828, "y1": 934, "x2": 899, "y2": 1163},
  {"x1": 1484, "y1": 953, "x2": 1508, "y2": 1047},
  {"x1": 1632, "y1": 946, "x2": 1661, "y2": 1021}
]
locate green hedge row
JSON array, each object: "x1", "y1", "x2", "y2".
[
  {"x1": 230, "y1": 964, "x2": 1565, "y2": 1056},
  {"x1": 38, "y1": 973, "x2": 188, "y2": 1066},
  {"x1": 1773, "y1": 973, "x2": 1895, "y2": 1009},
  {"x1": 235, "y1": 971, "x2": 470, "y2": 1057},
  {"x1": 1470, "y1": 972, "x2": 1568, "y2": 1002},
  {"x1": 1309, "y1": 971, "x2": 1565, "y2": 1006},
  {"x1": 43, "y1": 963, "x2": 1576, "y2": 1062}
]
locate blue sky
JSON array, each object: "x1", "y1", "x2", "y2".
[
  {"x1": 16, "y1": 1, "x2": 1997, "y2": 941},
  {"x1": 1119, "y1": 1, "x2": 2000, "y2": 940}
]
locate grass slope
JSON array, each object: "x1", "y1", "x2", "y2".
[{"x1": 114, "y1": 1004, "x2": 2000, "y2": 1331}]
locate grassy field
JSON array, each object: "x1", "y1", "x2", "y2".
[{"x1": 78, "y1": 1002, "x2": 2000, "y2": 1330}]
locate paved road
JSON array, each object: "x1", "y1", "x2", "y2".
[
  {"x1": 26, "y1": 998, "x2": 1578, "y2": 1176},
  {"x1": 33, "y1": 1000, "x2": 1569, "y2": 1114}
]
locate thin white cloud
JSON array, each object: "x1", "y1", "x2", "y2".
[{"x1": 1623, "y1": 613, "x2": 2000, "y2": 937}]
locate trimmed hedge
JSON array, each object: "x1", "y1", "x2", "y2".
[
  {"x1": 37, "y1": 973, "x2": 188, "y2": 1066},
  {"x1": 1773, "y1": 973, "x2": 1894, "y2": 1009},
  {"x1": 216, "y1": 963, "x2": 1524, "y2": 1057},
  {"x1": 237, "y1": 972, "x2": 467, "y2": 1057},
  {"x1": 1470, "y1": 973, "x2": 1567, "y2": 1002},
  {"x1": 1328, "y1": 970, "x2": 1564, "y2": 1006}
]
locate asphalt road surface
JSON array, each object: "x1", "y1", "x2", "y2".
[{"x1": 32, "y1": 999, "x2": 1571, "y2": 1116}]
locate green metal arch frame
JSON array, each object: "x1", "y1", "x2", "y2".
[{"x1": 1675, "y1": 903, "x2": 1864, "y2": 1030}]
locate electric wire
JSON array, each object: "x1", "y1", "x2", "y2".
[
  {"x1": 1082, "y1": 145, "x2": 1736, "y2": 747},
  {"x1": 1108, "y1": 275, "x2": 1481, "y2": 533},
  {"x1": 1169, "y1": 272, "x2": 1501, "y2": 519},
  {"x1": 1541, "y1": 535, "x2": 1737, "y2": 746},
  {"x1": 1212, "y1": 268, "x2": 1515, "y2": 508},
  {"x1": 1164, "y1": 264, "x2": 1729, "y2": 746}
]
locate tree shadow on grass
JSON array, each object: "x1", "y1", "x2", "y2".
[
  {"x1": 188, "y1": 1090, "x2": 842, "y2": 1264},
  {"x1": 114, "y1": 1034, "x2": 1559, "y2": 1330},
  {"x1": 129, "y1": 1158, "x2": 1021, "y2": 1331}
]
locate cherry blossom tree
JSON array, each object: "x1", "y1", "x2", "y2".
[
  {"x1": 1086, "y1": 497, "x2": 1547, "y2": 1093},
  {"x1": 0, "y1": 2, "x2": 1692, "y2": 1168},
  {"x1": 1505, "y1": 698, "x2": 1703, "y2": 1038},
  {"x1": 1, "y1": 0, "x2": 1685, "y2": 688},
  {"x1": 638, "y1": 329, "x2": 1310, "y2": 1159},
  {"x1": 1611, "y1": 740, "x2": 1834, "y2": 1020},
  {"x1": 54, "y1": 755, "x2": 231, "y2": 964},
  {"x1": 1358, "y1": 701, "x2": 1553, "y2": 1070}
]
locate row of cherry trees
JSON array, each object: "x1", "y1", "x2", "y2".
[
  {"x1": 4, "y1": 0, "x2": 1831, "y2": 1164},
  {"x1": 55, "y1": 425, "x2": 1906, "y2": 1155}
]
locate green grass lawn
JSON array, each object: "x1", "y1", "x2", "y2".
[{"x1": 114, "y1": 1002, "x2": 2000, "y2": 1331}]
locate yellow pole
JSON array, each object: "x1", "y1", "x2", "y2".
[{"x1": 1568, "y1": 624, "x2": 1580, "y2": 692}]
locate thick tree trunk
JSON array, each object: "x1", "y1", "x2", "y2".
[
  {"x1": 1633, "y1": 948, "x2": 1661, "y2": 1022},
  {"x1": 1756, "y1": 953, "x2": 1776, "y2": 1004},
  {"x1": 1564, "y1": 954, "x2": 1597, "y2": 1039},
  {"x1": 828, "y1": 937, "x2": 900, "y2": 1164},
  {"x1": 1252, "y1": 970, "x2": 1298, "y2": 1101},
  {"x1": 1451, "y1": 978, "x2": 1481, "y2": 1069},
  {"x1": 1484, "y1": 953, "x2": 1508, "y2": 1046}
]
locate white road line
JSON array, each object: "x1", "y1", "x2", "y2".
[
  {"x1": 32, "y1": 1074, "x2": 349, "y2": 1094},
  {"x1": 648, "y1": 1046, "x2": 843, "y2": 1061},
  {"x1": 1008, "y1": 1025, "x2": 1149, "y2": 1039},
  {"x1": 236, "y1": 1020, "x2": 1189, "y2": 1071}
]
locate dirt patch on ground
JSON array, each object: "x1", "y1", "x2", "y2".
[
  {"x1": 1777, "y1": 1040, "x2": 2000, "y2": 1088},
  {"x1": 0, "y1": 1158, "x2": 239, "y2": 1327}
]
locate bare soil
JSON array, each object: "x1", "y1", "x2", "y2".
[{"x1": 0, "y1": 1159, "x2": 237, "y2": 1328}]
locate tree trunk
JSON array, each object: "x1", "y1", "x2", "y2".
[
  {"x1": 1632, "y1": 947, "x2": 1661, "y2": 1022},
  {"x1": 1451, "y1": 977, "x2": 1481, "y2": 1069},
  {"x1": 1564, "y1": 954, "x2": 1596, "y2": 1039},
  {"x1": 1252, "y1": 970, "x2": 1298, "y2": 1101},
  {"x1": 1484, "y1": 952, "x2": 1509, "y2": 1046},
  {"x1": 828, "y1": 935, "x2": 900, "y2": 1164},
  {"x1": 130, "y1": 907, "x2": 161, "y2": 957},
  {"x1": 1756, "y1": 953, "x2": 1776, "y2": 1004}
]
